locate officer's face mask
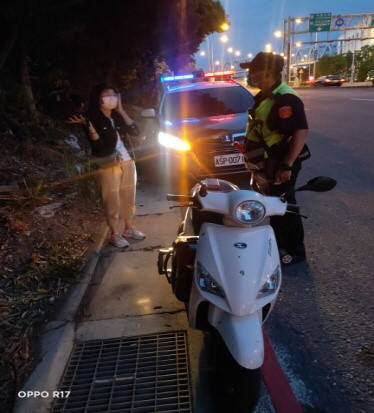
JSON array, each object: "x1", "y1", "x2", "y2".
[
  {"x1": 247, "y1": 73, "x2": 256, "y2": 87},
  {"x1": 249, "y1": 70, "x2": 266, "y2": 88},
  {"x1": 101, "y1": 94, "x2": 118, "y2": 110}
]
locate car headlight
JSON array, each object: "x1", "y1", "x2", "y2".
[
  {"x1": 197, "y1": 261, "x2": 225, "y2": 298},
  {"x1": 256, "y1": 266, "x2": 280, "y2": 299},
  {"x1": 158, "y1": 131, "x2": 191, "y2": 151},
  {"x1": 234, "y1": 201, "x2": 265, "y2": 224}
]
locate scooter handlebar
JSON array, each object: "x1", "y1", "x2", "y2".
[{"x1": 166, "y1": 194, "x2": 194, "y2": 203}]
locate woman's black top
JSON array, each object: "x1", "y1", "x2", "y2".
[{"x1": 87, "y1": 109, "x2": 137, "y2": 159}]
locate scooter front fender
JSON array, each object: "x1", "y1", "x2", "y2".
[{"x1": 208, "y1": 305, "x2": 264, "y2": 369}]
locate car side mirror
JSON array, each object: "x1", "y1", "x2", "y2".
[
  {"x1": 141, "y1": 108, "x2": 156, "y2": 118},
  {"x1": 296, "y1": 176, "x2": 337, "y2": 192}
]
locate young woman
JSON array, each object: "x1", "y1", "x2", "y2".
[{"x1": 68, "y1": 84, "x2": 145, "y2": 248}]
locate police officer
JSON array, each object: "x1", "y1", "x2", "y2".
[{"x1": 240, "y1": 52, "x2": 310, "y2": 265}]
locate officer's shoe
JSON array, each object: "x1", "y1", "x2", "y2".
[{"x1": 279, "y1": 248, "x2": 306, "y2": 266}]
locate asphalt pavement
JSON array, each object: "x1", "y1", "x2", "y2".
[{"x1": 264, "y1": 87, "x2": 374, "y2": 413}]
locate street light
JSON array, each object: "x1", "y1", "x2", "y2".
[
  {"x1": 215, "y1": 60, "x2": 220, "y2": 66},
  {"x1": 220, "y1": 34, "x2": 228, "y2": 43},
  {"x1": 295, "y1": 18, "x2": 303, "y2": 24},
  {"x1": 221, "y1": 22, "x2": 230, "y2": 31},
  {"x1": 265, "y1": 43, "x2": 272, "y2": 52},
  {"x1": 235, "y1": 50, "x2": 241, "y2": 56},
  {"x1": 247, "y1": 53, "x2": 253, "y2": 58},
  {"x1": 230, "y1": 65, "x2": 235, "y2": 69},
  {"x1": 296, "y1": 42, "x2": 302, "y2": 48},
  {"x1": 274, "y1": 30, "x2": 282, "y2": 38},
  {"x1": 227, "y1": 47, "x2": 233, "y2": 53},
  {"x1": 200, "y1": 51, "x2": 206, "y2": 56}
]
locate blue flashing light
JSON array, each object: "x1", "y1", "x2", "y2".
[
  {"x1": 181, "y1": 118, "x2": 200, "y2": 124},
  {"x1": 161, "y1": 74, "x2": 194, "y2": 83}
]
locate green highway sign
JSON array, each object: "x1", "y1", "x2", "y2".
[
  {"x1": 309, "y1": 13, "x2": 331, "y2": 32},
  {"x1": 371, "y1": 15, "x2": 374, "y2": 27}
]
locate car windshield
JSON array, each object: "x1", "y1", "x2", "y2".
[
  {"x1": 162, "y1": 85, "x2": 253, "y2": 120},
  {"x1": 327, "y1": 75, "x2": 341, "y2": 79}
]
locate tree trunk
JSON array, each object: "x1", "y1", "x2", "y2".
[{"x1": 19, "y1": 36, "x2": 38, "y2": 119}]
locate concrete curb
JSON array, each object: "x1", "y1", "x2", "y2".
[
  {"x1": 294, "y1": 85, "x2": 373, "y2": 89},
  {"x1": 13, "y1": 252, "x2": 101, "y2": 413}
]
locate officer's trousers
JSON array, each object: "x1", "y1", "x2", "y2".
[{"x1": 268, "y1": 161, "x2": 305, "y2": 256}]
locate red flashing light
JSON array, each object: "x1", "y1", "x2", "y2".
[
  {"x1": 204, "y1": 70, "x2": 235, "y2": 78},
  {"x1": 208, "y1": 114, "x2": 235, "y2": 122}
]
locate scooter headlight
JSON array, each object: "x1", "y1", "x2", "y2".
[
  {"x1": 197, "y1": 261, "x2": 225, "y2": 298},
  {"x1": 256, "y1": 266, "x2": 280, "y2": 299},
  {"x1": 234, "y1": 201, "x2": 265, "y2": 224}
]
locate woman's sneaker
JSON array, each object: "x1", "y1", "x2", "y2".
[
  {"x1": 110, "y1": 235, "x2": 130, "y2": 248},
  {"x1": 123, "y1": 227, "x2": 146, "y2": 240}
]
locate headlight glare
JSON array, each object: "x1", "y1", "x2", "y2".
[
  {"x1": 234, "y1": 200, "x2": 265, "y2": 224},
  {"x1": 256, "y1": 266, "x2": 280, "y2": 299},
  {"x1": 197, "y1": 261, "x2": 225, "y2": 297},
  {"x1": 158, "y1": 131, "x2": 191, "y2": 151}
]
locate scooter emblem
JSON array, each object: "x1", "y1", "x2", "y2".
[{"x1": 234, "y1": 242, "x2": 247, "y2": 249}]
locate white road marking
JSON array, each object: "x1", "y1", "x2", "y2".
[
  {"x1": 272, "y1": 342, "x2": 314, "y2": 407},
  {"x1": 350, "y1": 98, "x2": 374, "y2": 101}
]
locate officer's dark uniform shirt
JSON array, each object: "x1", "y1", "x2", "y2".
[{"x1": 251, "y1": 80, "x2": 309, "y2": 139}]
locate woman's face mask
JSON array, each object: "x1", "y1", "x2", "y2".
[{"x1": 101, "y1": 95, "x2": 118, "y2": 109}]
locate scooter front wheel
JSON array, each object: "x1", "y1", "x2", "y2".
[{"x1": 214, "y1": 333, "x2": 261, "y2": 413}]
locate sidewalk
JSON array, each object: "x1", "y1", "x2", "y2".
[{"x1": 342, "y1": 81, "x2": 373, "y2": 87}]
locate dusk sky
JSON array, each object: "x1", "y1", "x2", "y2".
[{"x1": 195, "y1": 0, "x2": 374, "y2": 70}]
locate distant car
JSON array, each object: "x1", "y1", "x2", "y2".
[
  {"x1": 140, "y1": 71, "x2": 254, "y2": 188},
  {"x1": 313, "y1": 74, "x2": 345, "y2": 87}
]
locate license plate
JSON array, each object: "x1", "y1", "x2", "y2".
[{"x1": 214, "y1": 153, "x2": 245, "y2": 167}]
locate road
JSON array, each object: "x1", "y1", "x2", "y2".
[
  {"x1": 265, "y1": 87, "x2": 374, "y2": 413},
  {"x1": 76, "y1": 87, "x2": 374, "y2": 413}
]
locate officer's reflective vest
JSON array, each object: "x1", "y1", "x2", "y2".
[{"x1": 245, "y1": 82, "x2": 299, "y2": 160}]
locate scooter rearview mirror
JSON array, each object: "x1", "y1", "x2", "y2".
[
  {"x1": 188, "y1": 172, "x2": 207, "y2": 197},
  {"x1": 296, "y1": 176, "x2": 337, "y2": 193}
]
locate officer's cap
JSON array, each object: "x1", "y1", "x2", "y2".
[{"x1": 240, "y1": 52, "x2": 284, "y2": 74}]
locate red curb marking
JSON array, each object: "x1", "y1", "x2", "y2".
[{"x1": 261, "y1": 330, "x2": 303, "y2": 413}]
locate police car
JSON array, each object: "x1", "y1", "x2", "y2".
[{"x1": 141, "y1": 70, "x2": 254, "y2": 186}]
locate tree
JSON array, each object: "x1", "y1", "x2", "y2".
[
  {"x1": 315, "y1": 55, "x2": 347, "y2": 77},
  {"x1": 354, "y1": 45, "x2": 374, "y2": 81},
  {"x1": 1, "y1": 0, "x2": 227, "y2": 119}
]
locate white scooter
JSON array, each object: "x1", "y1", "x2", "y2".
[{"x1": 157, "y1": 174, "x2": 336, "y2": 412}]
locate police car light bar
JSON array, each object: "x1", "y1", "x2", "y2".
[
  {"x1": 160, "y1": 74, "x2": 194, "y2": 83},
  {"x1": 204, "y1": 70, "x2": 235, "y2": 77}
]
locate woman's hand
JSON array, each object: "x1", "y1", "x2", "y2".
[
  {"x1": 115, "y1": 93, "x2": 125, "y2": 114},
  {"x1": 67, "y1": 115, "x2": 99, "y2": 141},
  {"x1": 66, "y1": 114, "x2": 86, "y2": 124}
]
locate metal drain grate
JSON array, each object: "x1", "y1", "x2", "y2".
[{"x1": 52, "y1": 331, "x2": 192, "y2": 413}]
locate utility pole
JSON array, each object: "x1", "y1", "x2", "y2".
[
  {"x1": 313, "y1": 32, "x2": 318, "y2": 77},
  {"x1": 284, "y1": 17, "x2": 291, "y2": 83},
  {"x1": 350, "y1": 33, "x2": 357, "y2": 83},
  {"x1": 350, "y1": 47, "x2": 355, "y2": 83}
]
